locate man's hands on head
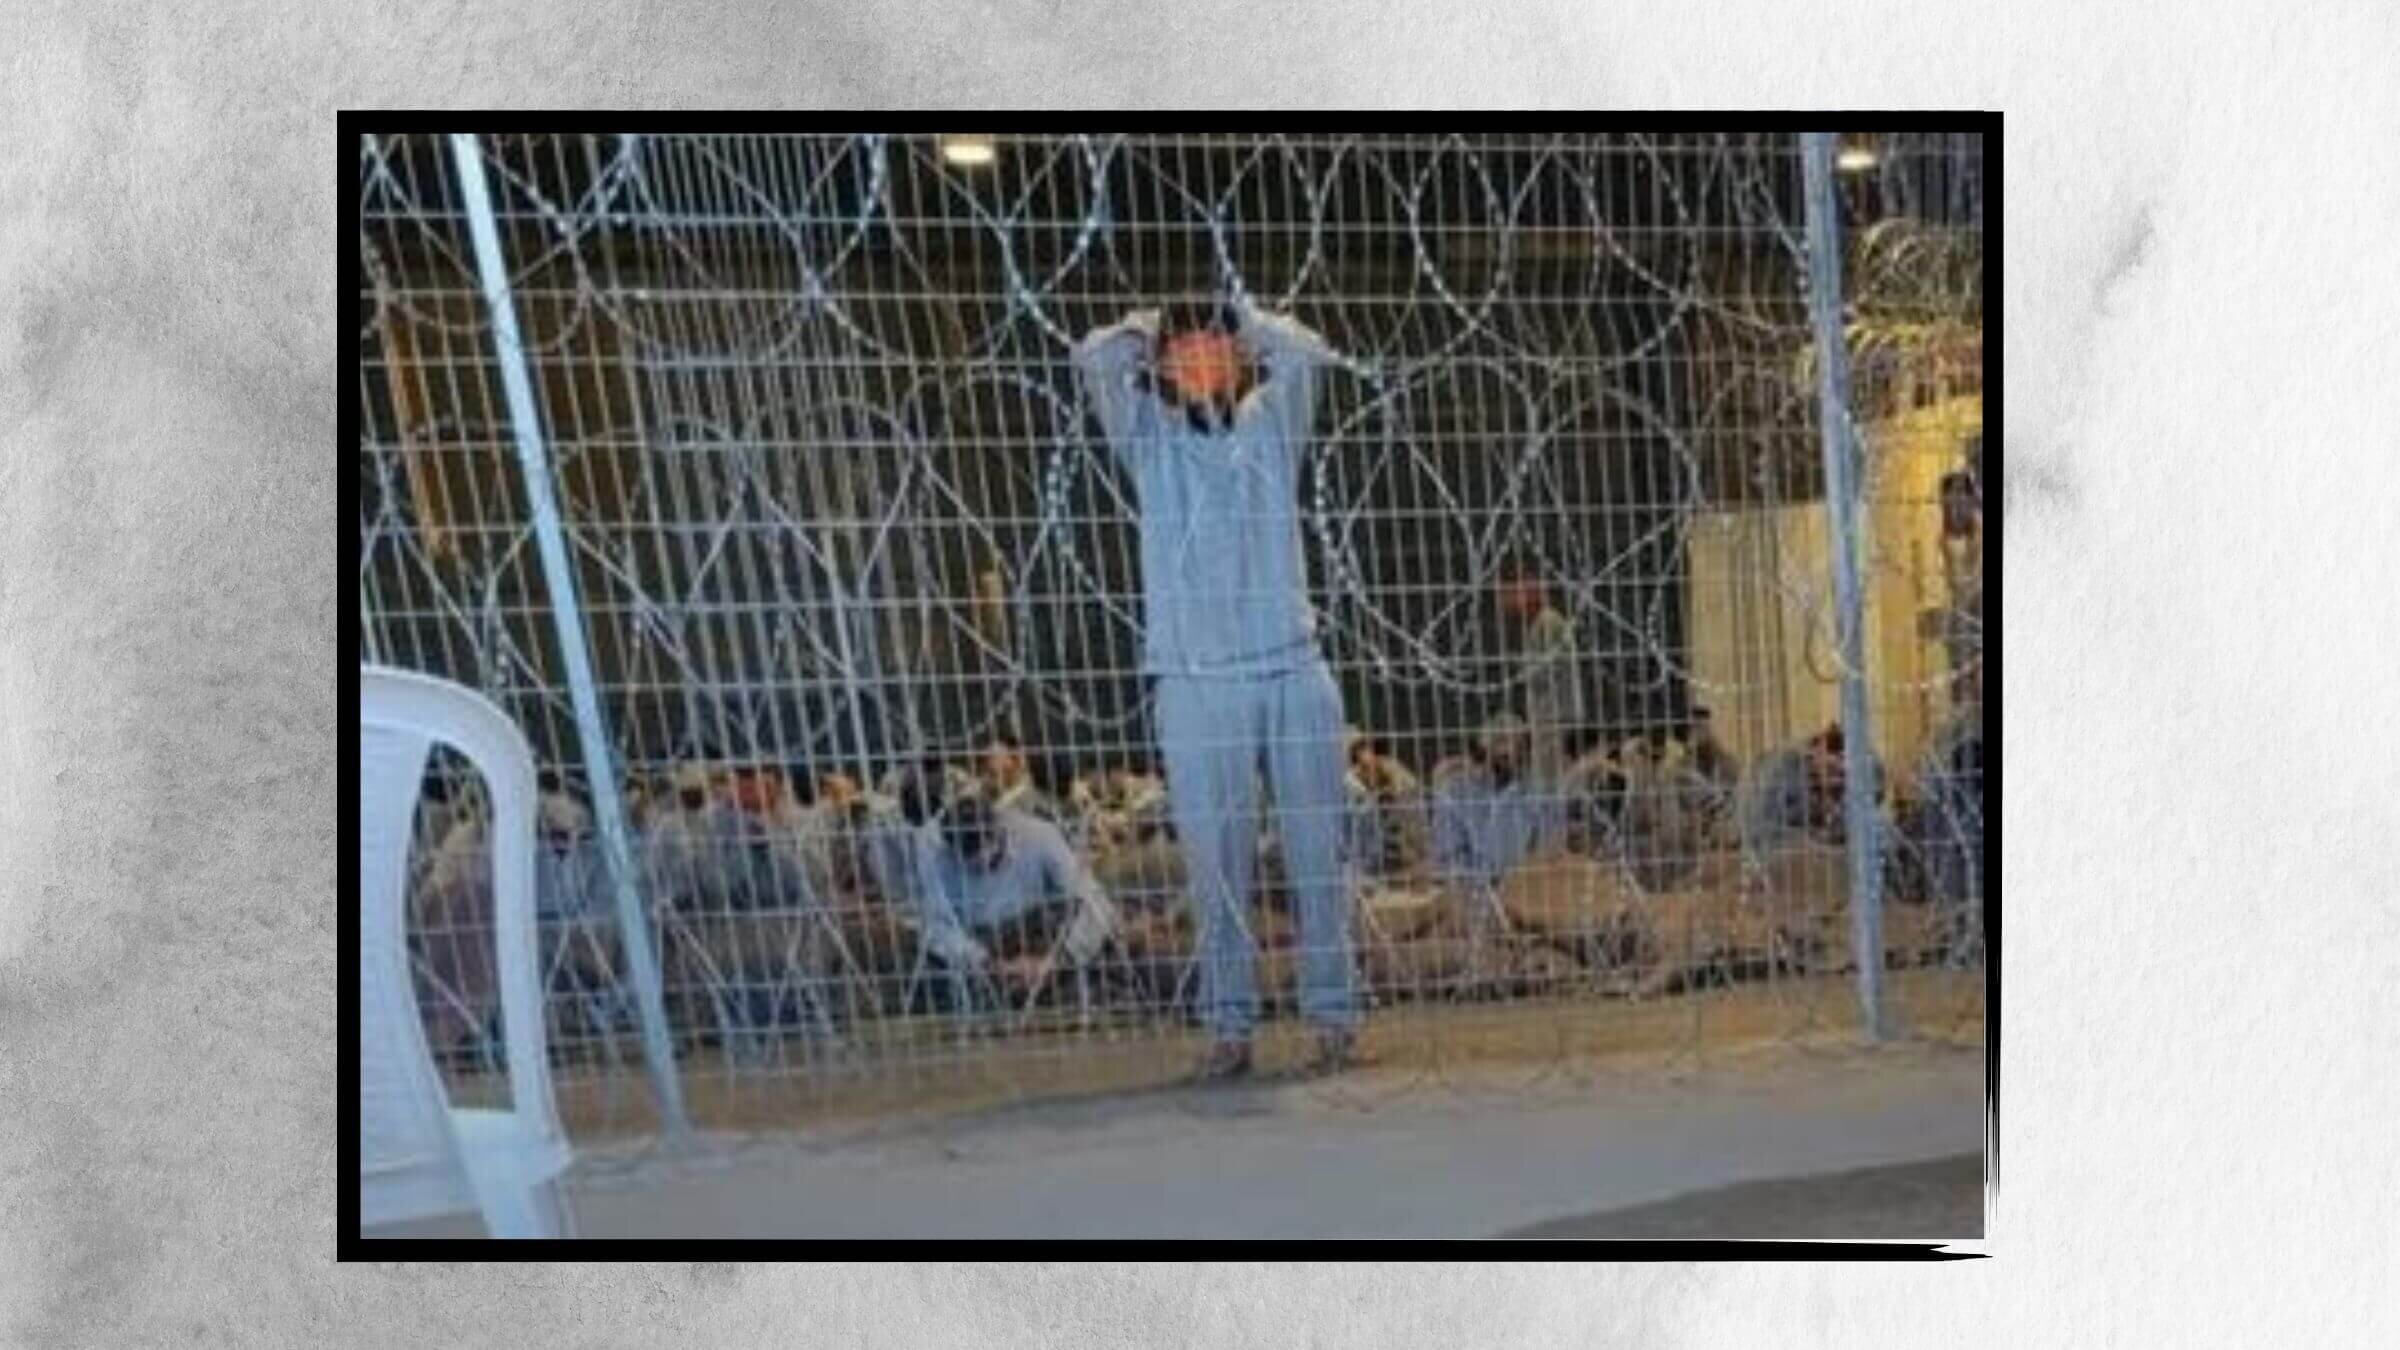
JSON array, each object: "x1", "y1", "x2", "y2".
[{"x1": 1159, "y1": 329, "x2": 1244, "y2": 403}]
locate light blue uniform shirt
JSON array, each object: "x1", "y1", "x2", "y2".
[
  {"x1": 1073, "y1": 304, "x2": 1335, "y2": 678},
  {"x1": 1738, "y1": 743, "x2": 1886, "y2": 862},
  {"x1": 912, "y1": 808, "x2": 1115, "y2": 969},
  {"x1": 1431, "y1": 761, "x2": 1555, "y2": 888}
]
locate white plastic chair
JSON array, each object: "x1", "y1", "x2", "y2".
[{"x1": 360, "y1": 666, "x2": 574, "y2": 1238}]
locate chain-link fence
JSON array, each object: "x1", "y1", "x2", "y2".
[{"x1": 357, "y1": 131, "x2": 1985, "y2": 1142}]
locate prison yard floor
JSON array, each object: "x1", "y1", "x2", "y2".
[
  {"x1": 1495, "y1": 1152, "x2": 1984, "y2": 1239},
  {"x1": 381, "y1": 973, "x2": 1983, "y2": 1240},
  {"x1": 379, "y1": 1036, "x2": 1983, "y2": 1240},
  {"x1": 521, "y1": 966, "x2": 1981, "y2": 1142}
]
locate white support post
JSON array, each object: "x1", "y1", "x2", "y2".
[
  {"x1": 1800, "y1": 132, "x2": 1891, "y2": 1042},
  {"x1": 448, "y1": 134, "x2": 694, "y2": 1136}
]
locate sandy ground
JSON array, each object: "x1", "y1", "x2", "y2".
[{"x1": 370, "y1": 1036, "x2": 1984, "y2": 1241}]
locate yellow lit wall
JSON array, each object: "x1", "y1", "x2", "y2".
[{"x1": 1687, "y1": 395, "x2": 1980, "y2": 787}]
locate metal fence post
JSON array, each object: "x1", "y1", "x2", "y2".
[
  {"x1": 448, "y1": 134, "x2": 694, "y2": 1136},
  {"x1": 1800, "y1": 132, "x2": 1890, "y2": 1042}
]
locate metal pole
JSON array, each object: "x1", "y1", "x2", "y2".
[
  {"x1": 1800, "y1": 132, "x2": 1889, "y2": 1042},
  {"x1": 449, "y1": 134, "x2": 693, "y2": 1136}
]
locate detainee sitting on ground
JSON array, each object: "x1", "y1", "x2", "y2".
[
  {"x1": 903, "y1": 771, "x2": 1125, "y2": 1002},
  {"x1": 1428, "y1": 714, "x2": 1563, "y2": 992},
  {"x1": 1346, "y1": 727, "x2": 1431, "y2": 882}
]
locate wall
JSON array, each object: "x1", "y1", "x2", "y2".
[{"x1": 1686, "y1": 394, "x2": 1979, "y2": 780}]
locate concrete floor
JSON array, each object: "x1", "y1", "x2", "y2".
[
  {"x1": 1499, "y1": 1153, "x2": 1982, "y2": 1239},
  {"x1": 369, "y1": 1042, "x2": 1983, "y2": 1241}
]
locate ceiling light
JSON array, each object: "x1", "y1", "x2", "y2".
[
  {"x1": 940, "y1": 135, "x2": 998, "y2": 168},
  {"x1": 1836, "y1": 145, "x2": 1878, "y2": 173}
]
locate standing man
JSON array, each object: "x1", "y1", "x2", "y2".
[
  {"x1": 1499, "y1": 559, "x2": 1584, "y2": 796},
  {"x1": 1074, "y1": 295, "x2": 1361, "y2": 1079},
  {"x1": 1917, "y1": 658, "x2": 1984, "y2": 966},
  {"x1": 1938, "y1": 466, "x2": 1984, "y2": 686}
]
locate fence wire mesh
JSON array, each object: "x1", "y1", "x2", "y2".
[{"x1": 356, "y1": 131, "x2": 1985, "y2": 1143}]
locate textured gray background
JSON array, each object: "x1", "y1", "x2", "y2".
[{"x1": 6, "y1": 0, "x2": 2399, "y2": 1344}]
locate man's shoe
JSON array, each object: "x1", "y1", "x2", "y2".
[
  {"x1": 1306, "y1": 1026, "x2": 1371, "y2": 1076},
  {"x1": 1195, "y1": 1039, "x2": 1254, "y2": 1082}
]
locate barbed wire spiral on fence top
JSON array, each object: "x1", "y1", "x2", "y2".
[{"x1": 360, "y1": 133, "x2": 1972, "y2": 767}]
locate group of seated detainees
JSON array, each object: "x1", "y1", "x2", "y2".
[{"x1": 405, "y1": 664, "x2": 1983, "y2": 1061}]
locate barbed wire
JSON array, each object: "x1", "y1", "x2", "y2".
[{"x1": 360, "y1": 133, "x2": 1984, "y2": 1143}]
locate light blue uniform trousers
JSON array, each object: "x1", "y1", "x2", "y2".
[{"x1": 1156, "y1": 660, "x2": 1358, "y2": 1039}]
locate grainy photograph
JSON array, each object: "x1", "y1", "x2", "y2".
[{"x1": 351, "y1": 127, "x2": 1988, "y2": 1243}]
